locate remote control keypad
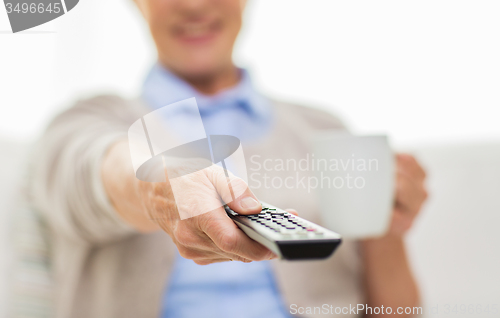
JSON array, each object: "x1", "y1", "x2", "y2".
[{"x1": 236, "y1": 206, "x2": 325, "y2": 239}]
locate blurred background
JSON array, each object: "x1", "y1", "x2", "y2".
[
  {"x1": 1, "y1": 0, "x2": 500, "y2": 317},
  {"x1": 2, "y1": 0, "x2": 500, "y2": 145}
]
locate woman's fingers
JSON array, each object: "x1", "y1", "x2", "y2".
[
  {"x1": 285, "y1": 208, "x2": 299, "y2": 216},
  {"x1": 200, "y1": 209, "x2": 276, "y2": 261}
]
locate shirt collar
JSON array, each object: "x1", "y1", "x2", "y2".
[{"x1": 141, "y1": 63, "x2": 271, "y2": 119}]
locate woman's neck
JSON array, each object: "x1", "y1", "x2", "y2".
[
  {"x1": 166, "y1": 63, "x2": 241, "y2": 96},
  {"x1": 189, "y1": 65, "x2": 240, "y2": 95}
]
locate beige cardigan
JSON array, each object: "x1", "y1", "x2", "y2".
[{"x1": 29, "y1": 95, "x2": 364, "y2": 318}]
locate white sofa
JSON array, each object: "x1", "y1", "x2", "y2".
[
  {"x1": 0, "y1": 139, "x2": 499, "y2": 317},
  {"x1": 406, "y1": 142, "x2": 500, "y2": 318},
  {"x1": 0, "y1": 139, "x2": 30, "y2": 318}
]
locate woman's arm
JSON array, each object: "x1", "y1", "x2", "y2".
[
  {"x1": 361, "y1": 235, "x2": 420, "y2": 317},
  {"x1": 361, "y1": 154, "x2": 428, "y2": 317},
  {"x1": 101, "y1": 140, "x2": 161, "y2": 233},
  {"x1": 29, "y1": 96, "x2": 140, "y2": 244}
]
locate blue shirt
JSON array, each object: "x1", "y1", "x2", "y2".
[{"x1": 142, "y1": 64, "x2": 291, "y2": 318}]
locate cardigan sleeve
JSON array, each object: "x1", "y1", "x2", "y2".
[{"x1": 29, "y1": 95, "x2": 143, "y2": 245}]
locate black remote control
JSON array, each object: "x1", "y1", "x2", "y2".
[{"x1": 225, "y1": 202, "x2": 342, "y2": 260}]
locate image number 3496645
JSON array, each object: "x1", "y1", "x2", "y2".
[{"x1": 3, "y1": 0, "x2": 79, "y2": 32}]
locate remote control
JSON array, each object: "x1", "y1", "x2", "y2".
[{"x1": 225, "y1": 202, "x2": 342, "y2": 260}]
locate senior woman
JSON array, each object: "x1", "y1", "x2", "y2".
[{"x1": 29, "y1": 0, "x2": 427, "y2": 317}]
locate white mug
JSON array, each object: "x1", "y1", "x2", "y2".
[{"x1": 312, "y1": 133, "x2": 395, "y2": 239}]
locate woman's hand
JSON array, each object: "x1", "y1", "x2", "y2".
[
  {"x1": 102, "y1": 141, "x2": 276, "y2": 265},
  {"x1": 388, "y1": 153, "x2": 428, "y2": 236}
]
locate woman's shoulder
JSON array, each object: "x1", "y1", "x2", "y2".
[
  {"x1": 70, "y1": 94, "x2": 142, "y2": 112},
  {"x1": 50, "y1": 94, "x2": 148, "y2": 127}
]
